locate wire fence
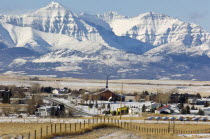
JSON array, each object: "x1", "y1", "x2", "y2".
[{"x1": 15, "y1": 117, "x2": 210, "y2": 139}]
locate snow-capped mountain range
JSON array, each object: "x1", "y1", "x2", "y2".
[{"x1": 0, "y1": 1, "x2": 210, "y2": 80}]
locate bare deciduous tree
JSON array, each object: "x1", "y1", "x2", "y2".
[
  {"x1": 2, "y1": 107, "x2": 11, "y2": 116},
  {"x1": 155, "y1": 90, "x2": 171, "y2": 104},
  {"x1": 30, "y1": 83, "x2": 41, "y2": 94}
]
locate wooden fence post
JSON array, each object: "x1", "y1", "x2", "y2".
[
  {"x1": 75, "y1": 123, "x2": 77, "y2": 132},
  {"x1": 41, "y1": 127, "x2": 42, "y2": 138},
  {"x1": 28, "y1": 132, "x2": 30, "y2": 139},
  {"x1": 46, "y1": 126, "x2": 48, "y2": 136},
  {"x1": 34, "y1": 130, "x2": 36, "y2": 139},
  {"x1": 51, "y1": 124, "x2": 52, "y2": 134},
  {"x1": 70, "y1": 123, "x2": 71, "y2": 133},
  {"x1": 118, "y1": 120, "x2": 119, "y2": 126},
  {"x1": 80, "y1": 122, "x2": 81, "y2": 130},
  {"x1": 60, "y1": 123, "x2": 62, "y2": 133},
  {"x1": 55, "y1": 124, "x2": 57, "y2": 134},
  {"x1": 65, "y1": 124, "x2": 67, "y2": 133},
  {"x1": 168, "y1": 121, "x2": 170, "y2": 133},
  {"x1": 84, "y1": 120, "x2": 85, "y2": 129}
]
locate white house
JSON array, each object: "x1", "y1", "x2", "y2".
[
  {"x1": 150, "y1": 102, "x2": 161, "y2": 110},
  {"x1": 129, "y1": 107, "x2": 142, "y2": 117},
  {"x1": 203, "y1": 107, "x2": 210, "y2": 115},
  {"x1": 35, "y1": 106, "x2": 52, "y2": 117},
  {"x1": 52, "y1": 89, "x2": 60, "y2": 94},
  {"x1": 156, "y1": 105, "x2": 180, "y2": 114},
  {"x1": 52, "y1": 88, "x2": 68, "y2": 94},
  {"x1": 190, "y1": 110, "x2": 199, "y2": 115}
]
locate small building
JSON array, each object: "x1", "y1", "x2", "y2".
[
  {"x1": 52, "y1": 88, "x2": 68, "y2": 94},
  {"x1": 156, "y1": 105, "x2": 180, "y2": 114},
  {"x1": 29, "y1": 77, "x2": 39, "y2": 81},
  {"x1": 97, "y1": 76, "x2": 125, "y2": 101},
  {"x1": 10, "y1": 98, "x2": 27, "y2": 104},
  {"x1": 98, "y1": 90, "x2": 124, "y2": 101},
  {"x1": 190, "y1": 110, "x2": 199, "y2": 115},
  {"x1": 35, "y1": 106, "x2": 52, "y2": 117},
  {"x1": 129, "y1": 107, "x2": 141, "y2": 116},
  {"x1": 116, "y1": 107, "x2": 129, "y2": 115},
  {"x1": 156, "y1": 105, "x2": 171, "y2": 114},
  {"x1": 150, "y1": 102, "x2": 161, "y2": 110},
  {"x1": 203, "y1": 107, "x2": 210, "y2": 115}
]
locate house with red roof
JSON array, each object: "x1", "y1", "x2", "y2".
[
  {"x1": 156, "y1": 105, "x2": 180, "y2": 114},
  {"x1": 156, "y1": 105, "x2": 171, "y2": 114}
]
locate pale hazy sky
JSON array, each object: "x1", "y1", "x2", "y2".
[{"x1": 0, "y1": 0, "x2": 209, "y2": 32}]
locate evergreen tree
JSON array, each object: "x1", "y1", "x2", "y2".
[
  {"x1": 204, "y1": 101, "x2": 209, "y2": 107},
  {"x1": 142, "y1": 104, "x2": 146, "y2": 112},
  {"x1": 101, "y1": 103, "x2": 105, "y2": 109},
  {"x1": 50, "y1": 107, "x2": 56, "y2": 117},
  {"x1": 198, "y1": 109, "x2": 205, "y2": 115},
  {"x1": 186, "y1": 105, "x2": 190, "y2": 114},
  {"x1": 181, "y1": 107, "x2": 186, "y2": 114},
  {"x1": 191, "y1": 105, "x2": 196, "y2": 110},
  {"x1": 196, "y1": 93, "x2": 201, "y2": 99},
  {"x1": 178, "y1": 102, "x2": 184, "y2": 109},
  {"x1": 107, "y1": 103, "x2": 111, "y2": 109},
  {"x1": 95, "y1": 101, "x2": 98, "y2": 108}
]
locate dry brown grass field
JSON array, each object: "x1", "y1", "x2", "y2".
[
  {"x1": 58, "y1": 127, "x2": 183, "y2": 139},
  {"x1": 1, "y1": 74, "x2": 210, "y2": 95},
  {"x1": 0, "y1": 122, "x2": 209, "y2": 138},
  {"x1": 0, "y1": 123, "x2": 51, "y2": 137}
]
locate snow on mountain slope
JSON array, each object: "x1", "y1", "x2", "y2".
[
  {"x1": 0, "y1": 23, "x2": 89, "y2": 53},
  {"x1": 0, "y1": 2, "x2": 152, "y2": 54},
  {"x1": 0, "y1": 2, "x2": 98, "y2": 42},
  {"x1": 29, "y1": 46, "x2": 163, "y2": 79},
  {"x1": 0, "y1": 24, "x2": 15, "y2": 48},
  {"x1": 0, "y1": 2, "x2": 210, "y2": 80},
  {"x1": 109, "y1": 12, "x2": 210, "y2": 47},
  {"x1": 145, "y1": 41, "x2": 210, "y2": 57},
  {"x1": 79, "y1": 11, "x2": 128, "y2": 31}
]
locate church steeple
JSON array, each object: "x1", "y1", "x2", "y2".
[{"x1": 105, "y1": 76, "x2": 109, "y2": 90}]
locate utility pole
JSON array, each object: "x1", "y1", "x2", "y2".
[{"x1": 120, "y1": 82, "x2": 123, "y2": 120}]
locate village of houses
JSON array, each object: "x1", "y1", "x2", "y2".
[{"x1": 1, "y1": 77, "x2": 210, "y2": 124}]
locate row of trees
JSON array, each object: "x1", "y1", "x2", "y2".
[{"x1": 135, "y1": 89, "x2": 203, "y2": 105}]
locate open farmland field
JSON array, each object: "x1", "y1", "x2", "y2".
[
  {"x1": 57, "y1": 128, "x2": 182, "y2": 139},
  {"x1": 0, "y1": 122, "x2": 209, "y2": 138},
  {"x1": 1, "y1": 75, "x2": 210, "y2": 95},
  {"x1": 0, "y1": 123, "x2": 51, "y2": 138}
]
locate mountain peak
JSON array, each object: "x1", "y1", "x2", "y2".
[
  {"x1": 45, "y1": 1, "x2": 64, "y2": 9},
  {"x1": 137, "y1": 12, "x2": 176, "y2": 20}
]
